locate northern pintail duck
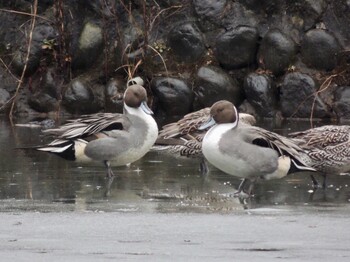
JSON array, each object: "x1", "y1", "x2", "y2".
[
  {"x1": 37, "y1": 79, "x2": 158, "y2": 177},
  {"x1": 199, "y1": 100, "x2": 316, "y2": 195},
  {"x1": 289, "y1": 125, "x2": 350, "y2": 188},
  {"x1": 154, "y1": 107, "x2": 256, "y2": 175}
]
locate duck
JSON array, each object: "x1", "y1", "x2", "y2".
[
  {"x1": 36, "y1": 78, "x2": 158, "y2": 178},
  {"x1": 154, "y1": 107, "x2": 256, "y2": 175},
  {"x1": 199, "y1": 100, "x2": 316, "y2": 195},
  {"x1": 289, "y1": 125, "x2": 350, "y2": 188}
]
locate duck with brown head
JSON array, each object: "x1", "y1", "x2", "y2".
[
  {"x1": 200, "y1": 100, "x2": 316, "y2": 196},
  {"x1": 36, "y1": 78, "x2": 158, "y2": 178},
  {"x1": 154, "y1": 104, "x2": 256, "y2": 175}
]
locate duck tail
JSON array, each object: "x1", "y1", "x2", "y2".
[
  {"x1": 290, "y1": 159, "x2": 316, "y2": 173},
  {"x1": 17, "y1": 140, "x2": 79, "y2": 161}
]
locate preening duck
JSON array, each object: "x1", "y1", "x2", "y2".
[{"x1": 289, "y1": 125, "x2": 350, "y2": 188}]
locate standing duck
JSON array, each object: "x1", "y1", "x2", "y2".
[
  {"x1": 289, "y1": 125, "x2": 350, "y2": 188},
  {"x1": 36, "y1": 79, "x2": 158, "y2": 177},
  {"x1": 199, "y1": 100, "x2": 316, "y2": 195},
  {"x1": 154, "y1": 107, "x2": 256, "y2": 175}
]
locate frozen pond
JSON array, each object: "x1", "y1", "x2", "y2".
[{"x1": 1, "y1": 116, "x2": 350, "y2": 261}]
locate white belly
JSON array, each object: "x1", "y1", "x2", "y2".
[
  {"x1": 202, "y1": 137, "x2": 256, "y2": 178},
  {"x1": 202, "y1": 123, "x2": 254, "y2": 178}
]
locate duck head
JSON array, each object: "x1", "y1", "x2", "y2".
[
  {"x1": 124, "y1": 84, "x2": 153, "y2": 115},
  {"x1": 199, "y1": 100, "x2": 239, "y2": 130}
]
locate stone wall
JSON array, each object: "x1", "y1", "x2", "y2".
[{"x1": 0, "y1": 0, "x2": 350, "y2": 122}]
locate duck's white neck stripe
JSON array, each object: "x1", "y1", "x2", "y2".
[
  {"x1": 124, "y1": 103, "x2": 144, "y2": 117},
  {"x1": 205, "y1": 122, "x2": 236, "y2": 144},
  {"x1": 232, "y1": 105, "x2": 239, "y2": 128}
]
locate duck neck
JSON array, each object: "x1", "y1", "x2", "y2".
[
  {"x1": 205, "y1": 122, "x2": 237, "y2": 144},
  {"x1": 124, "y1": 103, "x2": 158, "y2": 147}
]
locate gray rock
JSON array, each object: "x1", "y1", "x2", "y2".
[
  {"x1": 244, "y1": 73, "x2": 276, "y2": 117},
  {"x1": 27, "y1": 68, "x2": 62, "y2": 113},
  {"x1": 0, "y1": 88, "x2": 10, "y2": 108},
  {"x1": 333, "y1": 86, "x2": 350, "y2": 119},
  {"x1": 287, "y1": 0, "x2": 327, "y2": 31},
  {"x1": 215, "y1": 26, "x2": 259, "y2": 69},
  {"x1": 192, "y1": 0, "x2": 227, "y2": 29},
  {"x1": 280, "y1": 72, "x2": 329, "y2": 118},
  {"x1": 105, "y1": 78, "x2": 125, "y2": 113},
  {"x1": 12, "y1": 91, "x2": 39, "y2": 115},
  {"x1": 238, "y1": 99, "x2": 258, "y2": 119},
  {"x1": 28, "y1": 93, "x2": 58, "y2": 113},
  {"x1": 237, "y1": 0, "x2": 283, "y2": 14},
  {"x1": 121, "y1": 12, "x2": 145, "y2": 61},
  {"x1": 151, "y1": 77, "x2": 194, "y2": 118},
  {"x1": 301, "y1": 29, "x2": 341, "y2": 71},
  {"x1": 72, "y1": 22, "x2": 104, "y2": 70},
  {"x1": 193, "y1": 65, "x2": 243, "y2": 109},
  {"x1": 0, "y1": 66, "x2": 17, "y2": 93},
  {"x1": 193, "y1": 0, "x2": 227, "y2": 21},
  {"x1": 323, "y1": 1, "x2": 350, "y2": 47},
  {"x1": 168, "y1": 23, "x2": 205, "y2": 63},
  {"x1": 12, "y1": 24, "x2": 56, "y2": 76},
  {"x1": 257, "y1": 29, "x2": 296, "y2": 75},
  {"x1": 63, "y1": 79, "x2": 103, "y2": 114}
]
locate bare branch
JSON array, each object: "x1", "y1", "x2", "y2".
[
  {"x1": 9, "y1": 0, "x2": 38, "y2": 119},
  {"x1": 0, "y1": 8, "x2": 52, "y2": 22}
]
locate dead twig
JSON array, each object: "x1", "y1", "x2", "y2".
[
  {"x1": 0, "y1": 8, "x2": 51, "y2": 22},
  {"x1": 149, "y1": 5, "x2": 182, "y2": 33},
  {"x1": 9, "y1": 0, "x2": 38, "y2": 120},
  {"x1": 309, "y1": 71, "x2": 345, "y2": 126},
  {"x1": 0, "y1": 96, "x2": 16, "y2": 112},
  {"x1": 0, "y1": 58, "x2": 20, "y2": 82},
  {"x1": 147, "y1": 44, "x2": 168, "y2": 77},
  {"x1": 290, "y1": 71, "x2": 345, "y2": 124}
]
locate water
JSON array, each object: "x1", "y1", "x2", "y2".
[{"x1": 1, "y1": 116, "x2": 350, "y2": 214}]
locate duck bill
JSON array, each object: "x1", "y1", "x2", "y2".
[
  {"x1": 141, "y1": 101, "x2": 153, "y2": 115},
  {"x1": 199, "y1": 116, "x2": 216, "y2": 130}
]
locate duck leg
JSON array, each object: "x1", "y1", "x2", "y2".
[
  {"x1": 104, "y1": 175, "x2": 115, "y2": 197},
  {"x1": 310, "y1": 174, "x2": 320, "y2": 188},
  {"x1": 247, "y1": 178, "x2": 256, "y2": 196},
  {"x1": 321, "y1": 173, "x2": 327, "y2": 189},
  {"x1": 199, "y1": 158, "x2": 209, "y2": 176},
  {"x1": 104, "y1": 160, "x2": 115, "y2": 178},
  {"x1": 234, "y1": 179, "x2": 248, "y2": 195},
  {"x1": 310, "y1": 174, "x2": 327, "y2": 189}
]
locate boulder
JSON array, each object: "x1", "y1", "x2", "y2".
[
  {"x1": 333, "y1": 86, "x2": 350, "y2": 119},
  {"x1": 215, "y1": 26, "x2": 259, "y2": 69},
  {"x1": 193, "y1": 0, "x2": 227, "y2": 24},
  {"x1": 280, "y1": 72, "x2": 329, "y2": 118},
  {"x1": 0, "y1": 88, "x2": 10, "y2": 109},
  {"x1": 193, "y1": 65, "x2": 243, "y2": 109},
  {"x1": 244, "y1": 73, "x2": 276, "y2": 117},
  {"x1": 257, "y1": 29, "x2": 296, "y2": 75},
  {"x1": 27, "y1": 68, "x2": 62, "y2": 113},
  {"x1": 63, "y1": 79, "x2": 104, "y2": 114},
  {"x1": 151, "y1": 77, "x2": 193, "y2": 119},
  {"x1": 72, "y1": 22, "x2": 104, "y2": 70},
  {"x1": 105, "y1": 78, "x2": 125, "y2": 113},
  {"x1": 167, "y1": 23, "x2": 205, "y2": 63},
  {"x1": 12, "y1": 24, "x2": 56, "y2": 76},
  {"x1": 301, "y1": 29, "x2": 341, "y2": 71}
]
